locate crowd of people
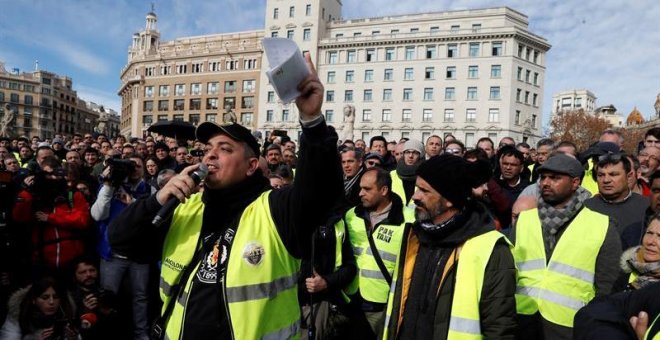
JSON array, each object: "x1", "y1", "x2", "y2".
[{"x1": 1, "y1": 54, "x2": 660, "y2": 340}]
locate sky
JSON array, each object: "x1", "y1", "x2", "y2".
[{"x1": 1, "y1": 0, "x2": 658, "y2": 130}]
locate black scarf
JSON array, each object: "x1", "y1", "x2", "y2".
[
  {"x1": 396, "y1": 157, "x2": 424, "y2": 181},
  {"x1": 201, "y1": 170, "x2": 271, "y2": 235}
]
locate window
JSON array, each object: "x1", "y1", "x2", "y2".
[
  {"x1": 345, "y1": 70, "x2": 354, "y2": 82},
  {"x1": 224, "y1": 97, "x2": 235, "y2": 110},
  {"x1": 525, "y1": 70, "x2": 531, "y2": 83},
  {"x1": 191, "y1": 62, "x2": 203, "y2": 73},
  {"x1": 306, "y1": 4, "x2": 311, "y2": 16},
  {"x1": 159, "y1": 85, "x2": 169, "y2": 97},
  {"x1": 442, "y1": 109, "x2": 454, "y2": 122},
  {"x1": 516, "y1": 89, "x2": 522, "y2": 102},
  {"x1": 191, "y1": 83, "x2": 201, "y2": 95},
  {"x1": 491, "y1": 65, "x2": 502, "y2": 78},
  {"x1": 525, "y1": 91, "x2": 530, "y2": 104},
  {"x1": 158, "y1": 115, "x2": 168, "y2": 121},
  {"x1": 326, "y1": 90, "x2": 335, "y2": 102},
  {"x1": 344, "y1": 90, "x2": 353, "y2": 102},
  {"x1": 174, "y1": 84, "x2": 185, "y2": 96},
  {"x1": 423, "y1": 109, "x2": 433, "y2": 122},
  {"x1": 410, "y1": 28, "x2": 419, "y2": 33},
  {"x1": 335, "y1": 33, "x2": 343, "y2": 38},
  {"x1": 384, "y1": 69, "x2": 393, "y2": 81},
  {"x1": 518, "y1": 44, "x2": 524, "y2": 58},
  {"x1": 189, "y1": 99, "x2": 201, "y2": 110},
  {"x1": 189, "y1": 114, "x2": 200, "y2": 125},
  {"x1": 24, "y1": 95, "x2": 33, "y2": 105},
  {"x1": 362, "y1": 109, "x2": 372, "y2": 122},
  {"x1": 273, "y1": 8, "x2": 279, "y2": 19},
  {"x1": 490, "y1": 87, "x2": 501, "y2": 100},
  {"x1": 175, "y1": 99, "x2": 185, "y2": 110},
  {"x1": 241, "y1": 113, "x2": 253, "y2": 125},
  {"x1": 325, "y1": 110, "x2": 334, "y2": 122},
  {"x1": 472, "y1": 24, "x2": 482, "y2": 32},
  {"x1": 534, "y1": 72, "x2": 539, "y2": 85},
  {"x1": 430, "y1": 26, "x2": 440, "y2": 34},
  {"x1": 366, "y1": 49, "x2": 376, "y2": 62},
  {"x1": 303, "y1": 29, "x2": 311, "y2": 41},
  {"x1": 385, "y1": 48, "x2": 395, "y2": 61},
  {"x1": 466, "y1": 108, "x2": 476, "y2": 122},
  {"x1": 450, "y1": 25, "x2": 460, "y2": 33},
  {"x1": 405, "y1": 46, "x2": 415, "y2": 60},
  {"x1": 517, "y1": 67, "x2": 523, "y2": 81},
  {"x1": 403, "y1": 88, "x2": 413, "y2": 101},
  {"x1": 468, "y1": 65, "x2": 478, "y2": 78},
  {"x1": 226, "y1": 60, "x2": 238, "y2": 70},
  {"x1": 282, "y1": 109, "x2": 290, "y2": 121},
  {"x1": 353, "y1": 32, "x2": 362, "y2": 37},
  {"x1": 266, "y1": 110, "x2": 274, "y2": 122},
  {"x1": 515, "y1": 110, "x2": 521, "y2": 125},
  {"x1": 402, "y1": 109, "x2": 412, "y2": 122},
  {"x1": 145, "y1": 67, "x2": 155, "y2": 76},
  {"x1": 532, "y1": 114, "x2": 537, "y2": 128},
  {"x1": 176, "y1": 64, "x2": 187, "y2": 74},
  {"x1": 244, "y1": 59, "x2": 257, "y2": 69},
  {"x1": 289, "y1": 6, "x2": 295, "y2": 17},
  {"x1": 526, "y1": 48, "x2": 532, "y2": 61},
  {"x1": 391, "y1": 29, "x2": 399, "y2": 34},
  {"x1": 469, "y1": 43, "x2": 480, "y2": 57},
  {"x1": 488, "y1": 108, "x2": 499, "y2": 122},
  {"x1": 533, "y1": 93, "x2": 538, "y2": 106},
  {"x1": 381, "y1": 109, "x2": 392, "y2": 122},
  {"x1": 447, "y1": 44, "x2": 458, "y2": 58},
  {"x1": 445, "y1": 87, "x2": 455, "y2": 100},
  {"x1": 144, "y1": 86, "x2": 154, "y2": 98},
  {"x1": 287, "y1": 30, "x2": 294, "y2": 39},
  {"x1": 241, "y1": 96, "x2": 254, "y2": 109},
  {"x1": 426, "y1": 46, "x2": 437, "y2": 59},
  {"x1": 206, "y1": 114, "x2": 217, "y2": 122},
  {"x1": 208, "y1": 82, "x2": 219, "y2": 95},
  {"x1": 446, "y1": 66, "x2": 456, "y2": 79},
  {"x1": 371, "y1": 30, "x2": 380, "y2": 35},
  {"x1": 267, "y1": 91, "x2": 275, "y2": 103},
  {"x1": 243, "y1": 80, "x2": 256, "y2": 93},
  {"x1": 425, "y1": 67, "x2": 435, "y2": 80},
  {"x1": 209, "y1": 61, "x2": 220, "y2": 72},
  {"x1": 347, "y1": 50, "x2": 356, "y2": 63},
  {"x1": 158, "y1": 100, "x2": 169, "y2": 111},
  {"x1": 492, "y1": 42, "x2": 503, "y2": 56},
  {"x1": 364, "y1": 69, "x2": 374, "y2": 82},
  {"x1": 271, "y1": 31, "x2": 278, "y2": 38},
  {"x1": 143, "y1": 115, "x2": 153, "y2": 125},
  {"x1": 143, "y1": 101, "x2": 153, "y2": 111},
  {"x1": 383, "y1": 89, "x2": 392, "y2": 101},
  {"x1": 363, "y1": 89, "x2": 373, "y2": 102},
  {"x1": 327, "y1": 51, "x2": 338, "y2": 64},
  {"x1": 423, "y1": 88, "x2": 433, "y2": 101},
  {"x1": 327, "y1": 71, "x2": 336, "y2": 83},
  {"x1": 225, "y1": 81, "x2": 236, "y2": 93},
  {"x1": 404, "y1": 68, "x2": 414, "y2": 80},
  {"x1": 534, "y1": 51, "x2": 539, "y2": 64},
  {"x1": 467, "y1": 87, "x2": 478, "y2": 100}
]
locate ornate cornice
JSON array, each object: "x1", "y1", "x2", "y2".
[{"x1": 319, "y1": 32, "x2": 516, "y2": 50}]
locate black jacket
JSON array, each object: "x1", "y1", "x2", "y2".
[{"x1": 386, "y1": 201, "x2": 517, "y2": 339}]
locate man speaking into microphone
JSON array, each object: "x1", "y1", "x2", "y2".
[{"x1": 108, "y1": 53, "x2": 342, "y2": 340}]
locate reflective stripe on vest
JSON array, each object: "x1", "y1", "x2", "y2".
[
  {"x1": 159, "y1": 191, "x2": 302, "y2": 340},
  {"x1": 447, "y1": 230, "x2": 508, "y2": 339},
  {"x1": 645, "y1": 313, "x2": 660, "y2": 340},
  {"x1": 512, "y1": 207, "x2": 608, "y2": 328},
  {"x1": 345, "y1": 206, "x2": 413, "y2": 303}
]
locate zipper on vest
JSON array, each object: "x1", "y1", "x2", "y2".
[
  {"x1": 221, "y1": 276, "x2": 235, "y2": 340},
  {"x1": 178, "y1": 280, "x2": 193, "y2": 340}
]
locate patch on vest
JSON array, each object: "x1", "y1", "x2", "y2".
[
  {"x1": 377, "y1": 227, "x2": 394, "y2": 243},
  {"x1": 243, "y1": 242, "x2": 265, "y2": 266},
  {"x1": 196, "y1": 237, "x2": 221, "y2": 284}
]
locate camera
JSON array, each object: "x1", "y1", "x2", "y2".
[{"x1": 103, "y1": 157, "x2": 136, "y2": 187}]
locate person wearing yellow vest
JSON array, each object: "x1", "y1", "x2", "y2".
[
  {"x1": 108, "y1": 53, "x2": 344, "y2": 340},
  {"x1": 390, "y1": 139, "x2": 424, "y2": 207},
  {"x1": 512, "y1": 153, "x2": 621, "y2": 340},
  {"x1": 345, "y1": 167, "x2": 414, "y2": 339},
  {"x1": 384, "y1": 154, "x2": 517, "y2": 339}
]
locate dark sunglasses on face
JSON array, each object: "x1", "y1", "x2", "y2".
[{"x1": 598, "y1": 152, "x2": 624, "y2": 162}]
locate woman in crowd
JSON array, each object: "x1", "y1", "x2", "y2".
[
  {"x1": 0, "y1": 276, "x2": 79, "y2": 340},
  {"x1": 618, "y1": 213, "x2": 660, "y2": 291},
  {"x1": 144, "y1": 156, "x2": 160, "y2": 190}
]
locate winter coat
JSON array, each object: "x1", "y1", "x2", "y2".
[{"x1": 12, "y1": 190, "x2": 91, "y2": 269}]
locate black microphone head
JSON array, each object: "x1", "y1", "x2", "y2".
[{"x1": 194, "y1": 163, "x2": 209, "y2": 182}]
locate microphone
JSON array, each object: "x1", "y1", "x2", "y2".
[{"x1": 152, "y1": 163, "x2": 209, "y2": 227}]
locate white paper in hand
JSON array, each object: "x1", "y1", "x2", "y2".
[{"x1": 263, "y1": 38, "x2": 311, "y2": 103}]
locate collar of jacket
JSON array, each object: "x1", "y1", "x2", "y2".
[{"x1": 355, "y1": 191, "x2": 405, "y2": 227}]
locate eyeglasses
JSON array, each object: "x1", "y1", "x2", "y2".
[
  {"x1": 170, "y1": 148, "x2": 177, "y2": 151},
  {"x1": 598, "y1": 152, "x2": 625, "y2": 162},
  {"x1": 445, "y1": 148, "x2": 462, "y2": 155}
]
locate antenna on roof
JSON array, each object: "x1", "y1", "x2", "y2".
[{"x1": 35, "y1": 60, "x2": 39, "y2": 71}]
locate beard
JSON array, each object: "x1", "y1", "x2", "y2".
[{"x1": 414, "y1": 199, "x2": 446, "y2": 223}]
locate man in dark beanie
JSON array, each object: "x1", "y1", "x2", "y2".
[
  {"x1": 383, "y1": 154, "x2": 516, "y2": 339},
  {"x1": 154, "y1": 141, "x2": 177, "y2": 171}
]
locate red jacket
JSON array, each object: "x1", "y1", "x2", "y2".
[{"x1": 13, "y1": 190, "x2": 90, "y2": 269}]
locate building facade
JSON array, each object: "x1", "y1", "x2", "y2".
[
  {"x1": 118, "y1": 11, "x2": 263, "y2": 138},
  {"x1": 0, "y1": 62, "x2": 105, "y2": 139},
  {"x1": 259, "y1": 2, "x2": 550, "y2": 145},
  {"x1": 551, "y1": 89, "x2": 597, "y2": 116},
  {"x1": 119, "y1": 2, "x2": 550, "y2": 145}
]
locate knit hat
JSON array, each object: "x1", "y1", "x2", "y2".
[
  {"x1": 403, "y1": 139, "x2": 425, "y2": 156},
  {"x1": 52, "y1": 137, "x2": 64, "y2": 145},
  {"x1": 416, "y1": 154, "x2": 491, "y2": 209},
  {"x1": 154, "y1": 142, "x2": 169, "y2": 152}
]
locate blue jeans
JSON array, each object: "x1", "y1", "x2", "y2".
[{"x1": 101, "y1": 257, "x2": 150, "y2": 340}]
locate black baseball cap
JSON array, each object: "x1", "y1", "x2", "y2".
[{"x1": 196, "y1": 122, "x2": 260, "y2": 156}]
